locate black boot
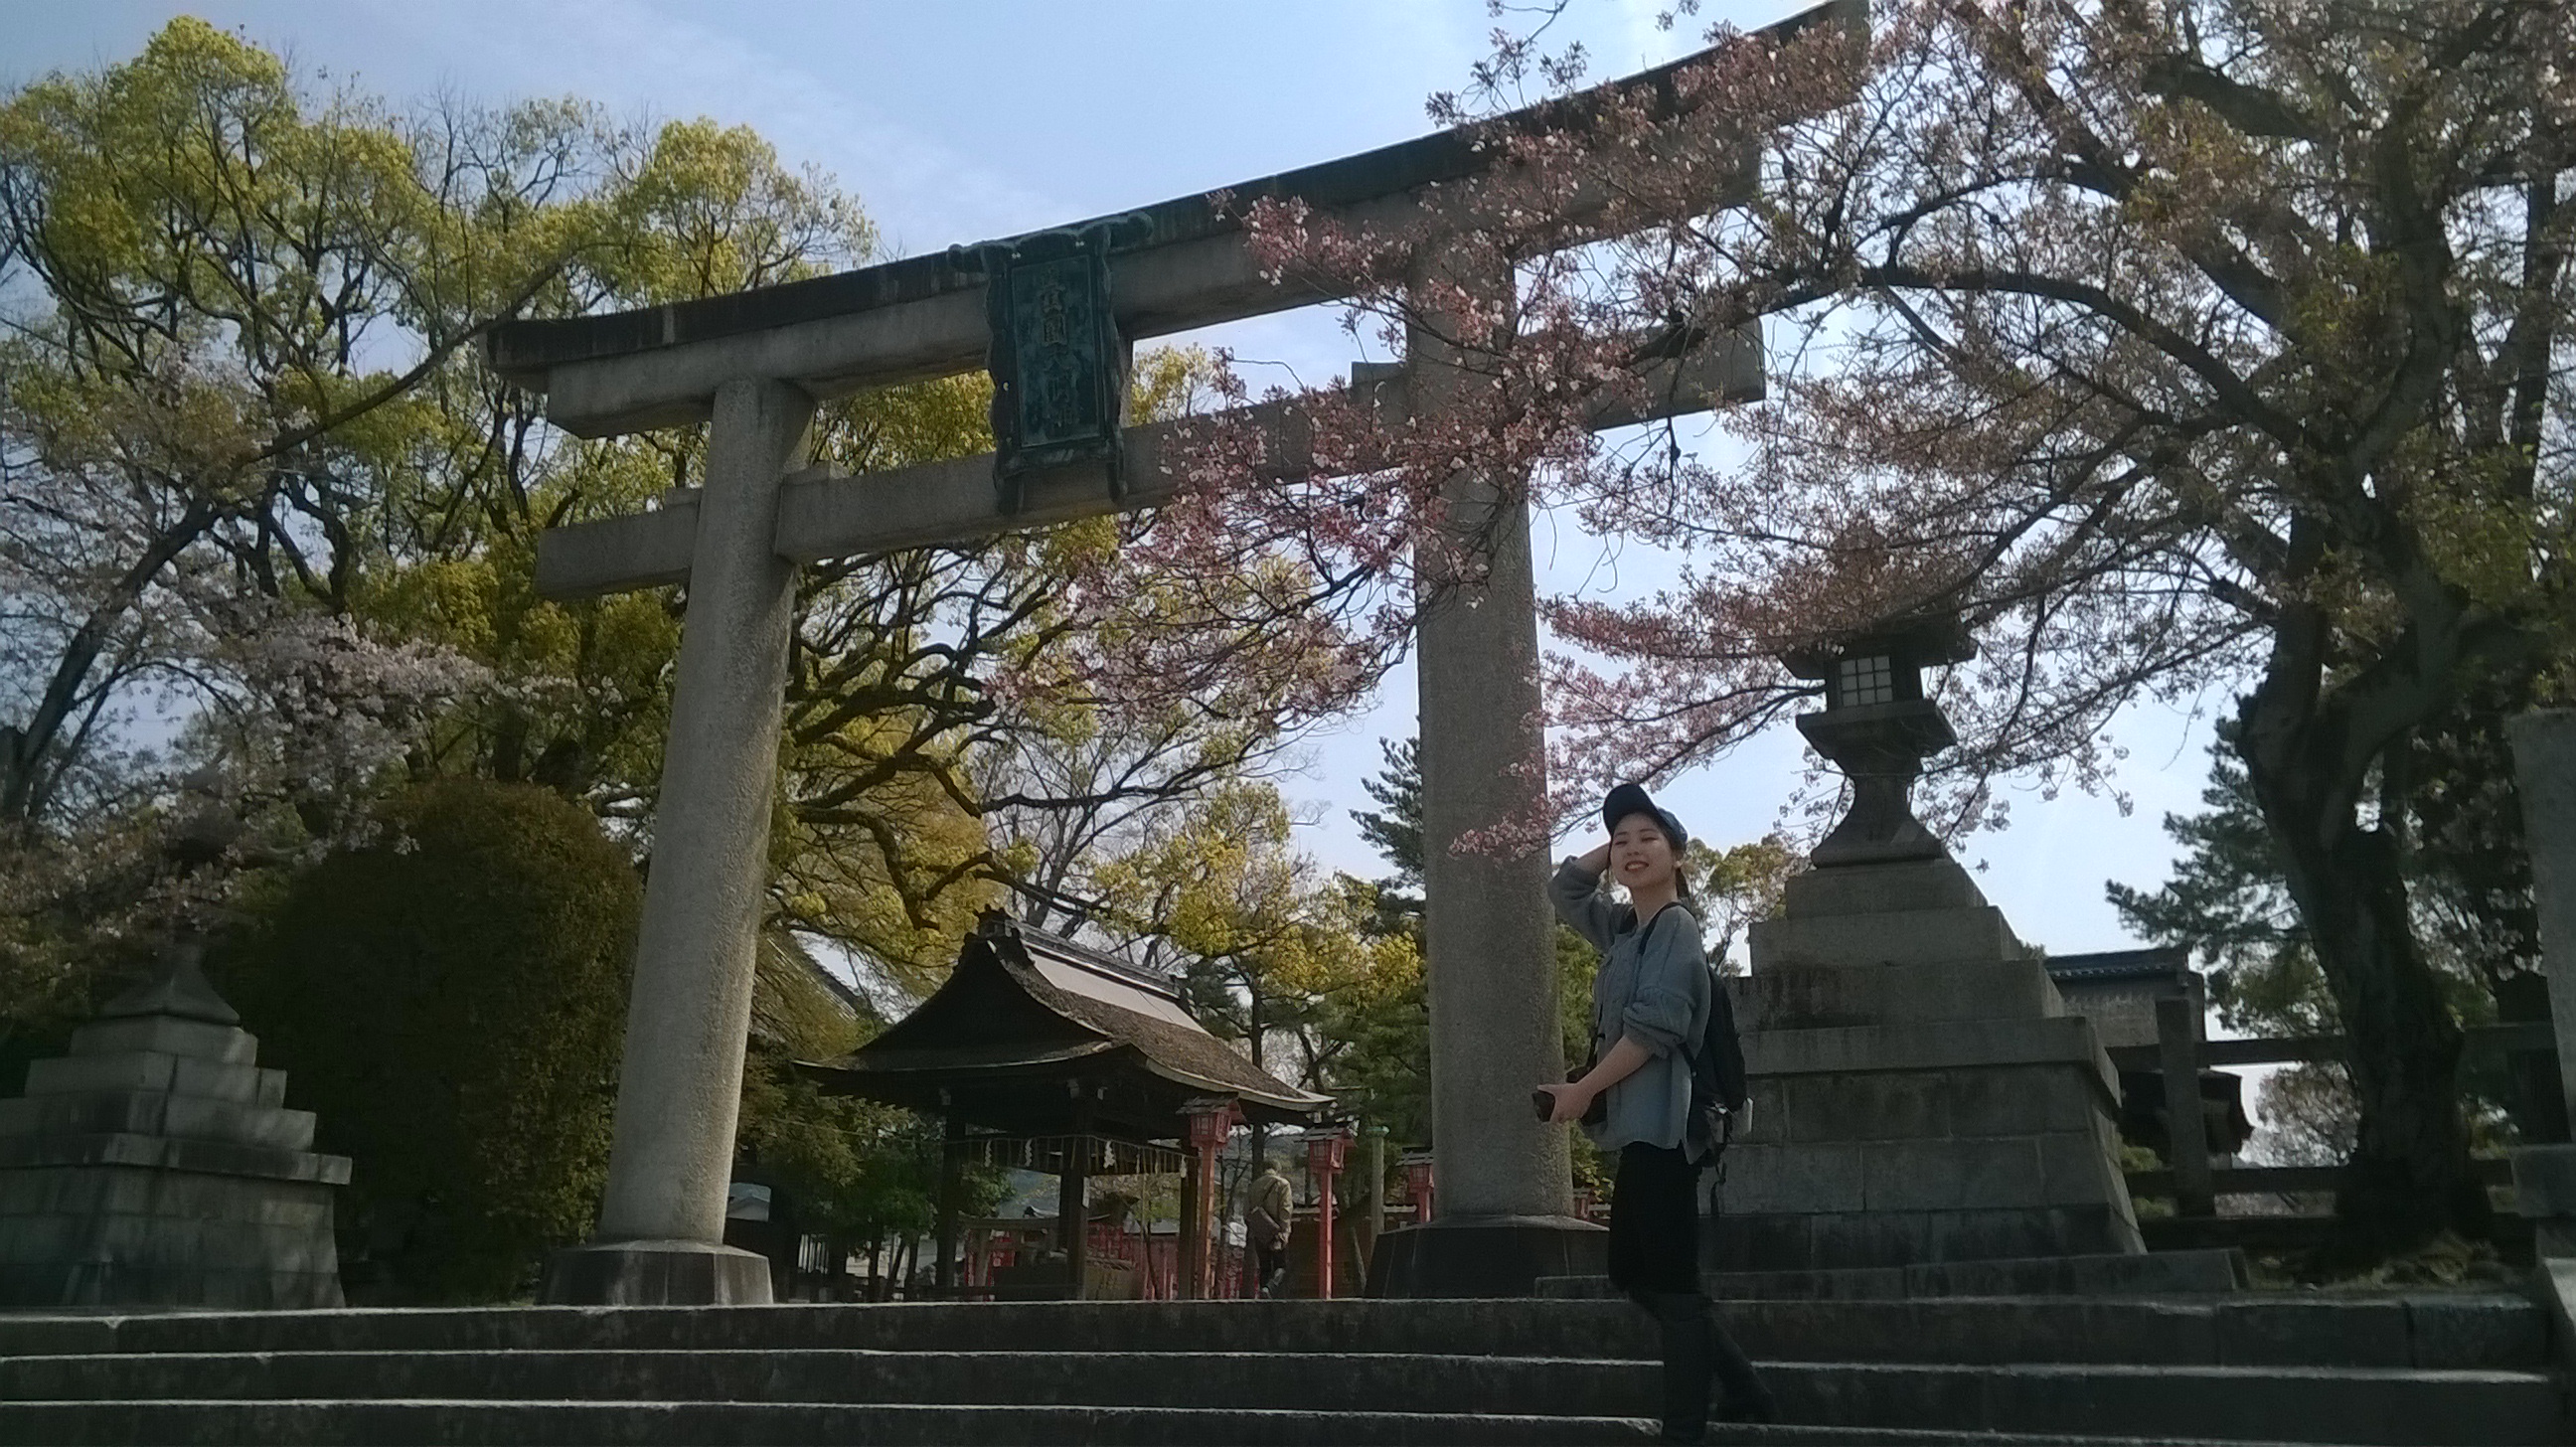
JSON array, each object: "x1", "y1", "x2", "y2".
[
  {"x1": 1639, "y1": 1291, "x2": 1715, "y2": 1442},
  {"x1": 1705, "y1": 1300, "x2": 1777, "y2": 1424},
  {"x1": 1645, "y1": 1291, "x2": 1777, "y2": 1429}
]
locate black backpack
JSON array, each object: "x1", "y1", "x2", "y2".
[{"x1": 1629, "y1": 903, "x2": 1750, "y2": 1165}]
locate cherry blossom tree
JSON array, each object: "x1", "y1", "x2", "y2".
[
  {"x1": 0, "y1": 21, "x2": 599, "y2": 839},
  {"x1": 1145, "y1": 0, "x2": 2571, "y2": 1253}
]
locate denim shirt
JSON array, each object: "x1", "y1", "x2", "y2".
[{"x1": 1549, "y1": 857, "x2": 1712, "y2": 1158}]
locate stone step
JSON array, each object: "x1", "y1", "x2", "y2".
[
  {"x1": 1541, "y1": 1246, "x2": 2251, "y2": 1299},
  {"x1": 0, "y1": 1399, "x2": 2408, "y2": 1447},
  {"x1": 0, "y1": 1400, "x2": 1658, "y2": 1446},
  {"x1": 15, "y1": 1350, "x2": 1655, "y2": 1413},
  {"x1": 1792, "y1": 1362, "x2": 2559, "y2": 1446},
  {"x1": 0, "y1": 1349, "x2": 2555, "y2": 1445},
  {"x1": 0, "y1": 1400, "x2": 2449, "y2": 1447},
  {"x1": 0, "y1": 1297, "x2": 2549, "y2": 1447},
  {"x1": 1728, "y1": 1432, "x2": 2399, "y2": 1447},
  {"x1": 0, "y1": 1352, "x2": 2553, "y2": 1447},
  {"x1": 0, "y1": 1293, "x2": 2539, "y2": 1370},
  {"x1": 1737, "y1": 1294, "x2": 2543, "y2": 1369}
]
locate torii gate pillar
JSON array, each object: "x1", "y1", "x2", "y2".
[
  {"x1": 1368, "y1": 240, "x2": 1604, "y2": 1296},
  {"x1": 540, "y1": 378, "x2": 812, "y2": 1305}
]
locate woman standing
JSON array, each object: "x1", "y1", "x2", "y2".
[{"x1": 1535, "y1": 782, "x2": 1774, "y2": 1442}]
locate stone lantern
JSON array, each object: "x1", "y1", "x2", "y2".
[
  {"x1": 1783, "y1": 616, "x2": 1977, "y2": 867},
  {"x1": 1722, "y1": 610, "x2": 2154, "y2": 1275}
]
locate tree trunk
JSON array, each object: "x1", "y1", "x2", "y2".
[
  {"x1": 2237, "y1": 644, "x2": 2485, "y2": 1256},
  {"x1": 1, "y1": 499, "x2": 218, "y2": 829}
]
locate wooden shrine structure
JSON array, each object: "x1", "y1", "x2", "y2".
[{"x1": 808, "y1": 911, "x2": 1329, "y2": 1298}]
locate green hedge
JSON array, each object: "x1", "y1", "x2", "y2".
[{"x1": 216, "y1": 779, "x2": 639, "y2": 1302}]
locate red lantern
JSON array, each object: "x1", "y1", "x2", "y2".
[
  {"x1": 1398, "y1": 1150, "x2": 1436, "y2": 1224},
  {"x1": 1304, "y1": 1125, "x2": 1354, "y2": 1299},
  {"x1": 1303, "y1": 1127, "x2": 1350, "y2": 1177},
  {"x1": 1186, "y1": 1099, "x2": 1240, "y2": 1151},
  {"x1": 1179, "y1": 1098, "x2": 1240, "y2": 1299}
]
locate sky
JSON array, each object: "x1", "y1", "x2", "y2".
[{"x1": 2, "y1": 0, "x2": 2239, "y2": 962}]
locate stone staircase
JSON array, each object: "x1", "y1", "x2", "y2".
[
  {"x1": 0, "y1": 1291, "x2": 2559, "y2": 1445},
  {"x1": 1544, "y1": 1244, "x2": 2255, "y2": 1300}
]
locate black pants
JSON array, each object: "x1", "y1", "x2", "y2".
[
  {"x1": 1251, "y1": 1241, "x2": 1287, "y2": 1296},
  {"x1": 1608, "y1": 1143, "x2": 1769, "y2": 1441}
]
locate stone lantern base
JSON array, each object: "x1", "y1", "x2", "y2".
[
  {"x1": 0, "y1": 955, "x2": 349, "y2": 1310},
  {"x1": 1710, "y1": 854, "x2": 2143, "y2": 1270},
  {"x1": 2513, "y1": 1145, "x2": 2576, "y2": 1258},
  {"x1": 1364, "y1": 1212, "x2": 1607, "y2": 1298}
]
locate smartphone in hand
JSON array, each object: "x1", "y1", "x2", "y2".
[{"x1": 1530, "y1": 1087, "x2": 1555, "y2": 1122}]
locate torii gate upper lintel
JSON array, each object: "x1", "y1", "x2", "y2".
[{"x1": 501, "y1": 1, "x2": 1852, "y2": 1307}]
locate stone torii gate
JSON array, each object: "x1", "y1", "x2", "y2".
[{"x1": 495, "y1": 4, "x2": 1847, "y2": 1305}]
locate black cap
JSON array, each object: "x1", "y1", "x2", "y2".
[{"x1": 1602, "y1": 782, "x2": 1689, "y2": 853}]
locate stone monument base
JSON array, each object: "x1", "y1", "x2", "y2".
[
  {"x1": 539, "y1": 1237, "x2": 775, "y2": 1306},
  {"x1": 1364, "y1": 1212, "x2": 1606, "y2": 1298},
  {"x1": 1717, "y1": 856, "x2": 2145, "y2": 1271},
  {"x1": 1710, "y1": 1203, "x2": 2138, "y2": 1273},
  {"x1": 0, "y1": 952, "x2": 349, "y2": 1311},
  {"x1": 2513, "y1": 1144, "x2": 2576, "y2": 1258}
]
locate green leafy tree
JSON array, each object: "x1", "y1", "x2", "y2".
[
  {"x1": 0, "y1": 21, "x2": 630, "y2": 1043},
  {"x1": 2109, "y1": 743, "x2": 2325, "y2": 1034},
  {"x1": 1095, "y1": 783, "x2": 1357, "y2": 1087},
  {"x1": 1691, "y1": 834, "x2": 1799, "y2": 974},
  {"x1": 1350, "y1": 737, "x2": 1425, "y2": 903},
  {"x1": 212, "y1": 778, "x2": 638, "y2": 1302},
  {"x1": 1317, "y1": 873, "x2": 1434, "y2": 1147},
  {"x1": 0, "y1": 25, "x2": 1407, "y2": 1317},
  {"x1": 2111, "y1": 727, "x2": 2528, "y2": 1163},
  {"x1": 0, "y1": 22, "x2": 1337, "y2": 1047}
]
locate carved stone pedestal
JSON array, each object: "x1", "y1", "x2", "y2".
[
  {"x1": 1365, "y1": 1212, "x2": 1607, "y2": 1298},
  {"x1": 0, "y1": 949, "x2": 349, "y2": 1310},
  {"x1": 1711, "y1": 855, "x2": 2143, "y2": 1270},
  {"x1": 538, "y1": 1237, "x2": 773, "y2": 1306}
]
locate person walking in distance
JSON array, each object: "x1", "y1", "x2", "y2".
[
  {"x1": 1246, "y1": 1155, "x2": 1293, "y2": 1298},
  {"x1": 1535, "y1": 783, "x2": 1775, "y2": 1441}
]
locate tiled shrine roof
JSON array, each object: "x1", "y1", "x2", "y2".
[
  {"x1": 806, "y1": 916, "x2": 1329, "y2": 1139},
  {"x1": 2044, "y1": 945, "x2": 2191, "y2": 985}
]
